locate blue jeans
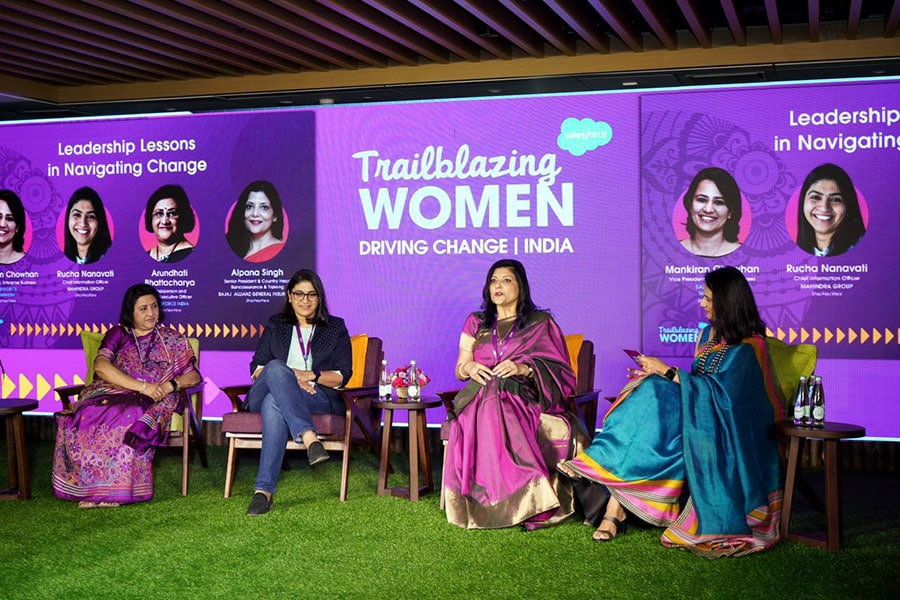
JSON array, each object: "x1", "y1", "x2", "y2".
[{"x1": 245, "y1": 359, "x2": 343, "y2": 494}]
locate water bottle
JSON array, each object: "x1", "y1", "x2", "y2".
[
  {"x1": 810, "y1": 375, "x2": 825, "y2": 428},
  {"x1": 378, "y1": 359, "x2": 392, "y2": 403},
  {"x1": 792, "y1": 376, "x2": 808, "y2": 426},
  {"x1": 407, "y1": 360, "x2": 420, "y2": 401}
]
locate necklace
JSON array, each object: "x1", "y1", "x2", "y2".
[
  {"x1": 156, "y1": 242, "x2": 180, "y2": 262},
  {"x1": 131, "y1": 326, "x2": 171, "y2": 367},
  {"x1": 491, "y1": 317, "x2": 517, "y2": 363},
  {"x1": 696, "y1": 335, "x2": 730, "y2": 374}
]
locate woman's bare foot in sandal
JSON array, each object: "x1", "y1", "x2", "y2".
[
  {"x1": 96, "y1": 502, "x2": 120, "y2": 508},
  {"x1": 555, "y1": 461, "x2": 582, "y2": 480},
  {"x1": 78, "y1": 501, "x2": 98, "y2": 509},
  {"x1": 593, "y1": 496, "x2": 627, "y2": 542}
]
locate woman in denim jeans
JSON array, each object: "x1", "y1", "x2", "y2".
[{"x1": 244, "y1": 269, "x2": 353, "y2": 515}]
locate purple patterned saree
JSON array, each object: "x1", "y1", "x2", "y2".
[
  {"x1": 52, "y1": 325, "x2": 199, "y2": 504},
  {"x1": 444, "y1": 311, "x2": 589, "y2": 529}
]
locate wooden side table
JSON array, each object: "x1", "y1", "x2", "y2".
[
  {"x1": 1, "y1": 399, "x2": 38, "y2": 500},
  {"x1": 374, "y1": 397, "x2": 441, "y2": 501},
  {"x1": 776, "y1": 420, "x2": 866, "y2": 552}
]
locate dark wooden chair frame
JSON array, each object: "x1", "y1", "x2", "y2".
[
  {"x1": 220, "y1": 336, "x2": 383, "y2": 502},
  {"x1": 55, "y1": 336, "x2": 207, "y2": 497}
]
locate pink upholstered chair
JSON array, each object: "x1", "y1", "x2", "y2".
[{"x1": 220, "y1": 335, "x2": 383, "y2": 502}]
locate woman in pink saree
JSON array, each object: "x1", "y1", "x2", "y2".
[{"x1": 444, "y1": 259, "x2": 589, "y2": 529}]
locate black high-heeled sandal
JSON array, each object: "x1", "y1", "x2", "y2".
[{"x1": 592, "y1": 515, "x2": 627, "y2": 542}]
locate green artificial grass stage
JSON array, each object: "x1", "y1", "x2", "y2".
[{"x1": 1, "y1": 439, "x2": 898, "y2": 599}]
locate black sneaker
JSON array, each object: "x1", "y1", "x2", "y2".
[
  {"x1": 246, "y1": 492, "x2": 272, "y2": 515},
  {"x1": 307, "y1": 441, "x2": 330, "y2": 466}
]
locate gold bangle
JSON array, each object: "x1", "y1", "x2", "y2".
[{"x1": 457, "y1": 362, "x2": 470, "y2": 379}]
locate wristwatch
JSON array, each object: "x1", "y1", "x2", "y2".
[
  {"x1": 312, "y1": 369, "x2": 321, "y2": 383},
  {"x1": 169, "y1": 379, "x2": 179, "y2": 392},
  {"x1": 663, "y1": 367, "x2": 677, "y2": 381}
]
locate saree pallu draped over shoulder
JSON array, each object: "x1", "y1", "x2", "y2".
[
  {"x1": 566, "y1": 328, "x2": 785, "y2": 557},
  {"x1": 444, "y1": 311, "x2": 589, "y2": 530},
  {"x1": 52, "y1": 325, "x2": 199, "y2": 504}
]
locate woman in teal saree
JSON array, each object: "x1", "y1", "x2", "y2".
[{"x1": 560, "y1": 267, "x2": 786, "y2": 557}]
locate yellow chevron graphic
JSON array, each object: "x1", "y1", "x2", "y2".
[
  {"x1": 2, "y1": 374, "x2": 87, "y2": 400},
  {"x1": 751, "y1": 326, "x2": 898, "y2": 345},
  {"x1": 8, "y1": 322, "x2": 266, "y2": 339},
  {"x1": 36, "y1": 374, "x2": 51, "y2": 399},
  {"x1": 2, "y1": 374, "x2": 14, "y2": 398},
  {"x1": 18, "y1": 374, "x2": 33, "y2": 396}
]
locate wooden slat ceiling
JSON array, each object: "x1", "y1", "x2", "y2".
[{"x1": 1, "y1": 0, "x2": 899, "y2": 119}]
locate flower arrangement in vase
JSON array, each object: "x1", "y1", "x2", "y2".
[{"x1": 391, "y1": 364, "x2": 431, "y2": 399}]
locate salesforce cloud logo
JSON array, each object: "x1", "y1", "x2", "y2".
[{"x1": 557, "y1": 118, "x2": 613, "y2": 156}]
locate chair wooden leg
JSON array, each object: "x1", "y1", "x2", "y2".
[
  {"x1": 191, "y1": 415, "x2": 208, "y2": 468},
  {"x1": 339, "y1": 444, "x2": 351, "y2": 503},
  {"x1": 224, "y1": 439, "x2": 237, "y2": 498},
  {"x1": 181, "y1": 424, "x2": 190, "y2": 496},
  {"x1": 439, "y1": 441, "x2": 448, "y2": 511}
]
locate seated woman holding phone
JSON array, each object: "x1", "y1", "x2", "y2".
[{"x1": 558, "y1": 267, "x2": 785, "y2": 558}]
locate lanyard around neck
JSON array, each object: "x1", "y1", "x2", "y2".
[
  {"x1": 295, "y1": 324, "x2": 315, "y2": 368},
  {"x1": 491, "y1": 320, "x2": 516, "y2": 363}
]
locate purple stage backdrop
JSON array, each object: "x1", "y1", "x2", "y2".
[{"x1": 1, "y1": 77, "x2": 898, "y2": 437}]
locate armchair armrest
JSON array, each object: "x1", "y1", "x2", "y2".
[
  {"x1": 56, "y1": 384, "x2": 86, "y2": 412},
  {"x1": 337, "y1": 385, "x2": 380, "y2": 446},
  {"x1": 180, "y1": 380, "x2": 205, "y2": 436},
  {"x1": 438, "y1": 390, "x2": 459, "y2": 419},
  {"x1": 222, "y1": 384, "x2": 252, "y2": 413},
  {"x1": 566, "y1": 389, "x2": 601, "y2": 432}
]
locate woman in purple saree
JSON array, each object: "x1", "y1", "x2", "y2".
[
  {"x1": 444, "y1": 259, "x2": 589, "y2": 529},
  {"x1": 52, "y1": 283, "x2": 201, "y2": 507}
]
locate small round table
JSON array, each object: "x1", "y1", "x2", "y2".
[
  {"x1": 776, "y1": 420, "x2": 866, "y2": 552},
  {"x1": 374, "y1": 397, "x2": 442, "y2": 501},
  {"x1": 1, "y1": 399, "x2": 38, "y2": 501}
]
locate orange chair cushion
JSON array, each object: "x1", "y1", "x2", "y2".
[
  {"x1": 346, "y1": 334, "x2": 369, "y2": 388},
  {"x1": 564, "y1": 334, "x2": 584, "y2": 380}
]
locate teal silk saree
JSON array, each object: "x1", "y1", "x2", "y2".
[{"x1": 566, "y1": 326, "x2": 786, "y2": 557}]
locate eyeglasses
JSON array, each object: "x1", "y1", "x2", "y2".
[
  {"x1": 152, "y1": 209, "x2": 179, "y2": 219},
  {"x1": 290, "y1": 291, "x2": 319, "y2": 302}
]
